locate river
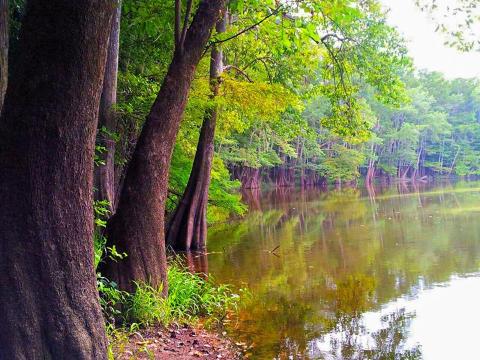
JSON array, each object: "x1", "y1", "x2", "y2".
[{"x1": 200, "y1": 181, "x2": 480, "y2": 359}]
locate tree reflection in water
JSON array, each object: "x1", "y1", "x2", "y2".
[
  {"x1": 204, "y1": 182, "x2": 480, "y2": 359},
  {"x1": 314, "y1": 309, "x2": 421, "y2": 360}
]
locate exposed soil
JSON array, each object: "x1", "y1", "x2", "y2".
[{"x1": 114, "y1": 324, "x2": 244, "y2": 359}]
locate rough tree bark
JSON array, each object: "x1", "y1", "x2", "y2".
[
  {"x1": 0, "y1": 1, "x2": 114, "y2": 358},
  {"x1": 0, "y1": 0, "x2": 7, "y2": 111},
  {"x1": 166, "y1": 16, "x2": 226, "y2": 251},
  {"x1": 103, "y1": 0, "x2": 226, "y2": 293},
  {"x1": 95, "y1": 0, "x2": 122, "y2": 214}
]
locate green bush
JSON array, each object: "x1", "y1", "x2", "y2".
[
  {"x1": 165, "y1": 264, "x2": 241, "y2": 325},
  {"x1": 98, "y1": 261, "x2": 243, "y2": 329}
]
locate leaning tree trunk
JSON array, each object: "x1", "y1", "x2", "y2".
[
  {"x1": 102, "y1": 0, "x2": 226, "y2": 293},
  {"x1": 95, "y1": 0, "x2": 122, "y2": 214},
  {"x1": 0, "y1": 0, "x2": 113, "y2": 358},
  {"x1": 0, "y1": 0, "x2": 7, "y2": 111},
  {"x1": 167, "y1": 16, "x2": 225, "y2": 252}
]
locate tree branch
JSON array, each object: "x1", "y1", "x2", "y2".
[
  {"x1": 320, "y1": 33, "x2": 355, "y2": 44},
  {"x1": 205, "y1": 6, "x2": 282, "y2": 50},
  {"x1": 257, "y1": 58, "x2": 273, "y2": 84},
  {"x1": 180, "y1": 0, "x2": 193, "y2": 49},
  {"x1": 175, "y1": 0, "x2": 182, "y2": 47},
  {"x1": 224, "y1": 65, "x2": 253, "y2": 83}
]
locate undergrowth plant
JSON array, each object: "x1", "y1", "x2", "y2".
[{"x1": 99, "y1": 261, "x2": 243, "y2": 329}]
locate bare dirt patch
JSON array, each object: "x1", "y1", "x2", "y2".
[{"x1": 114, "y1": 324, "x2": 244, "y2": 359}]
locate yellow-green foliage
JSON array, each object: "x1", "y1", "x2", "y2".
[
  {"x1": 322, "y1": 144, "x2": 366, "y2": 181},
  {"x1": 221, "y1": 79, "x2": 301, "y2": 120}
]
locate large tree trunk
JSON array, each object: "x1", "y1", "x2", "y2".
[
  {"x1": 95, "y1": 0, "x2": 122, "y2": 214},
  {"x1": 167, "y1": 16, "x2": 225, "y2": 252},
  {"x1": 102, "y1": 0, "x2": 226, "y2": 293},
  {"x1": 0, "y1": 1, "x2": 114, "y2": 358},
  {"x1": 0, "y1": 0, "x2": 7, "y2": 111}
]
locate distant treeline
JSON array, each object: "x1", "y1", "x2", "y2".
[{"x1": 219, "y1": 71, "x2": 480, "y2": 190}]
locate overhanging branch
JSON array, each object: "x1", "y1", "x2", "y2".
[
  {"x1": 224, "y1": 65, "x2": 254, "y2": 83},
  {"x1": 205, "y1": 6, "x2": 283, "y2": 50}
]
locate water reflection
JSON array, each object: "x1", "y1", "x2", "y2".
[
  {"x1": 206, "y1": 181, "x2": 480, "y2": 359},
  {"x1": 314, "y1": 308, "x2": 421, "y2": 360},
  {"x1": 183, "y1": 251, "x2": 209, "y2": 275}
]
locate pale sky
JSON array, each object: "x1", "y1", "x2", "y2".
[{"x1": 380, "y1": 0, "x2": 480, "y2": 79}]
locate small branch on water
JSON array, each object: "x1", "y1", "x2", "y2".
[
  {"x1": 193, "y1": 251, "x2": 223, "y2": 258},
  {"x1": 263, "y1": 245, "x2": 280, "y2": 257}
]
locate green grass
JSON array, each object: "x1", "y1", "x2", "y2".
[{"x1": 98, "y1": 261, "x2": 243, "y2": 329}]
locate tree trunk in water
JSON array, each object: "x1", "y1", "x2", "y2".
[
  {"x1": 287, "y1": 165, "x2": 295, "y2": 186},
  {"x1": 0, "y1": 0, "x2": 7, "y2": 111},
  {"x1": 167, "y1": 16, "x2": 225, "y2": 252},
  {"x1": 102, "y1": 0, "x2": 226, "y2": 293},
  {"x1": 166, "y1": 110, "x2": 216, "y2": 251},
  {"x1": 0, "y1": 1, "x2": 114, "y2": 358},
  {"x1": 241, "y1": 188, "x2": 262, "y2": 211},
  {"x1": 95, "y1": 0, "x2": 121, "y2": 214},
  {"x1": 240, "y1": 166, "x2": 261, "y2": 189},
  {"x1": 276, "y1": 166, "x2": 290, "y2": 187},
  {"x1": 412, "y1": 143, "x2": 423, "y2": 181},
  {"x1": 274, "y1": 155, "x2": 294, "y2": 187},
  {"x1": 400, "y1": 166, "x2": 410, "y2": 181},
  {"x1": 301, "y1": 169, "x2": 312, "y2": 187},
  {"x1": 366, "y1": 159, "x2": 375, "y2": 185}
]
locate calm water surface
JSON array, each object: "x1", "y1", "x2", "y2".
[{"x1": 203, "y1": 181, "x2": 480, "y2": 359}]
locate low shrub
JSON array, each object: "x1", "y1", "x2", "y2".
[{"x1": 98, "y1": 261, "x2": 243, "y2": 329}]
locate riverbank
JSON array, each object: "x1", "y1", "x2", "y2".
[
  {"x1": 112, "y1": 324, "x2": 243, "y2": 359},
  {"x1": 96, "y1": 260, "x2": 246, "y2": 359}
]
